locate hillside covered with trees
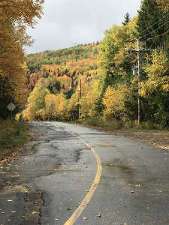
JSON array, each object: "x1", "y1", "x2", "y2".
[
  {"x1": 22, "y1": 43, "x2": 99, "y2": 120},
  {"x1": 21, "y1": 0, "x2": 169, "y2": 128}
]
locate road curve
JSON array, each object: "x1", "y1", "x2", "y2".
[
  {"x1": 64, "y1": 136, "x2": 102, "y2": 225},
  {"x1": 0, "y1": 121, "x2": 169, "y2": 225}
]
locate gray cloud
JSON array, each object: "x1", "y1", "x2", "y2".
[{"x1": 26, "y1": 0, "x2": 141, "y2": 53}]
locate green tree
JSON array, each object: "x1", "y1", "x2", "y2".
[
  {"x1": 137, "y1": 0, "x2": 168, "y2": 49},
  {"x1": 140, "y1": 50, "x2": 169, "y2": 126},
  {"x1": 122, "y1": 12, "x2": 130, "y2": 26},
  {"x1": 98, "y1": 19, "x2": 137, "y2": 96}
]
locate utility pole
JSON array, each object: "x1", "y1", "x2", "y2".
[
  {"x1": 137, "y1": 39, "x2": 141, "y2": 126},
  {"x1": 79, "y1": 78, "x2": 82, "y2": 98},
  {"x1": 126, "y1": 39, "x2": 151, "y2": 126},
  {"x1": 79, "y1": 78, "x2": 81, "y2": 120}
]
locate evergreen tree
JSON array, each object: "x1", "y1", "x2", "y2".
[
  {"x1": 137, "y1": 0, "x2": 168, "y2": 49},
  {"x1": 122, "y1": 13, "x2": 130, "y2": 26}
]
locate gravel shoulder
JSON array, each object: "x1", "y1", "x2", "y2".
[
  {"x1": 78, "y1": 122, "x2": 169, "y2": 151},
  {"x1": 112, "y1": 130, "x2": 169, "y2": 151}
]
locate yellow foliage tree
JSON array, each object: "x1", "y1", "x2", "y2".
[
  {"x1": 23, "y1": 79, "x2": 49, "y2": 120},
  {"x1": 66, "y1": 92, "x2": 79, "y2": 120},
  {"x1": 140, "y1": 50, "x2": 169, "y2": 97},
  {"x1": 156, "y1": 0, "x2": 169, "y2": 12},
  {"x1": 103, "y1": 85, "x2": 129, "y2": 120},
  {"x1": 0, "y1": 0, "x2": 44, "y2": 108},
  {"x1": 45, "y1": 94, "x2": 66, "y2": 119},
  {"x1": 45, "y1": 94, "x2": 58, "y2": 118}
]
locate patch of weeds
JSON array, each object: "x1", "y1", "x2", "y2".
[
  {"x1": 78, "y1": 118, "x2": 123, "y2": 130},
  {"x1": 77, "y1": 118, "x2": 169, "y2": 132},
  {"x1": 0, "y1": 120, "x2": 29, "y2": 161}
]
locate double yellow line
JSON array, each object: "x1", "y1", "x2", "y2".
[{"x1": 64, "y1": 136, "x2": 102, "y2": 225}]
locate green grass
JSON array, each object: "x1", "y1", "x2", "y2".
[
  {"x1": 77, "y1": 118, "x2": 123, "y2": 130},
  {"x1": 0, "y1": 120, "x2": 28, "y2": 161},
  {"x1": 77, "y1": 118, "x2": 169, "y2": 131}
]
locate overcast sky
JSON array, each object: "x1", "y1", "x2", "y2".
[{"x1": 26, "y1": 0, "x2": 141, "y2": 54}]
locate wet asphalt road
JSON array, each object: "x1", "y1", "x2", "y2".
[{"x1": 0, "y1": 122, "x2": 169, "y2": 225}]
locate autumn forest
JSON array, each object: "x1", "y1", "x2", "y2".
[{"x1": 1, "y1": 0, "x2": 169, "y2": 129}]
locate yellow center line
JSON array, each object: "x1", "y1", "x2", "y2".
[{"x1": 63, "y1": 136, "x2": 102, "y2": 225}]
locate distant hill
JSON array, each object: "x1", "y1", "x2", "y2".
[{"x1": 26, "y1": 43, "x2": 99, "y2": 95}]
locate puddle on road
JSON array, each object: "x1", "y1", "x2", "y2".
[
  {"x1": 103, "y1": 158, "x2": 134, "y2": 176},
  {"x1": 97, "y1": 144, "x2": 117, "y2": 148},
  {"x1": 102, "y1": 158, "x2": 157, "y2": 186},
  {"x1": 74, "y1": 149, "x2": 82, "y2": 162}
]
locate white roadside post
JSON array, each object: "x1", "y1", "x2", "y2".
[{"x1": 7, "y1": 102, "x2": 16, "y2": 120}]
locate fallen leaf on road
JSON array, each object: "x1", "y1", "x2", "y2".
[
  {"x1": 7, "y1": 200, "x2": 13, "y2": 202},
  {"x1": 67, "y1": 208, "x2": 73, "y2": 211},
  {"x1": 96, "y1": 213, "x2": 101, "y2": 217},
  {"x1": 32, "y1": 211, "x2": 38, "y2": 215},
  {"x1": 83, "y1": 217, "x2": 87, "y2": 220},
  {"x1": 7, "y1": 181, "x2": 12, "y2": 185}
]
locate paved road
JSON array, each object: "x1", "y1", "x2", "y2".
[{"x1": 0, "y1": 122, "x2": 169, "y2": 225}]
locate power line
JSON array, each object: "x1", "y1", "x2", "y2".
[
  {"x1": 138, "y1": 4, "x2": 169, "y2": 38},
  {"x1": 140, "y1": 12, "x2": 169, "y2": 37},
  {"x1": 146, "y1": 29, "x2": 169, "y2": 41},
  {"x1": 125, "y1": 19, "x2": 169, "y2": 47},
  {"x1": 125, "y1": 10, "x2": 169, "y2": 44},
  {"x1": 140, "y1": 16, "x2": 169, "y2": 41}
]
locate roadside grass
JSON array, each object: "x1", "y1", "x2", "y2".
[
  {"x1": 78, "y1": 118, "x2": 123, "y2": 130},
  {"x1": 77, "y1": 118, "x2": 169, "y2": 131},
  {"x1": 76, "y1": 118, "x2": 169, "y2": 150},
  {"x1": 0, "y1": 120, "x2": 29, "y2": 161}
]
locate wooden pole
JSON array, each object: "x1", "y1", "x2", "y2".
[
  {"x1": 79, "y1": 78, "x2": 81, "y2": 119},
  {"x1": 11, "y1": 110, "x2": 12, "y2": 120},
  {"x1": 137, "y1": 39, "x2": 141, "y2": 126}
]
